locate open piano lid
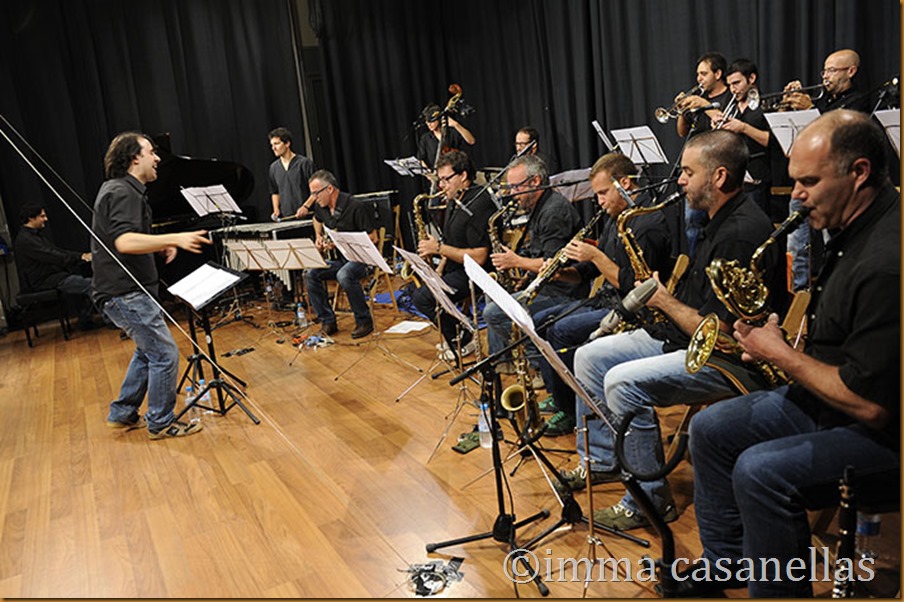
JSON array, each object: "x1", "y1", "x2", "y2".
[{"x1": 147, "y1": 133, "x2": 254, "y2": 231}]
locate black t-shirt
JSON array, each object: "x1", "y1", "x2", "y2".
[
  {"x1": 791, "y1": 184, "x2": 900, "y2": 441},
  {"x1": 686, "y1": 88, "x2": 733, "y2": 138},
  {"x1": 91, "y1": 175, "x2": 158, "y2": 304},
  {"x1": 647, "y1": 192, "x2": 786, "y2": 352},
  {"x1": 521, "y1": 189, "x2": 583, "y2": 297},
  {"x1": 312, "y1": 191, "x2": 376, "y2": 234},
  {"x1": 14, "y1": 226, "x2": 83, "y2": 291},
  {"x1": 441, "y1": 186, "x2": 496, "y2": 273},
  {"x1": 417, "y1": 128, "x2": 468, "y2": 168},
  {"x1": 736, "y1": 105, "x2": 772, "y2": 185},
  {"x1": 816, "y1": 83, "x2": 872, "y2": 114}
]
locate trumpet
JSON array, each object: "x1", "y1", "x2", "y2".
[
  {"x1": 655, "y1": 84, "x2": 704, "y2": 123},
  {"x1": 759, "y1": 83, "x2": 825, "y2": 112}
]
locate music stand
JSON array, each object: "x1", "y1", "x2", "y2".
[
  {"x1": 392, "y1": 246, "x2": 479, "y2": 460},
  {"x1": 226, "y1": 238, "x2": 327, "y2": 343},
  {"x1": 384, "y1": 156, "x2": 430, "y2": 178},
  {"x1": 765, "y1": 109, "x2": 820, "y2": 156},
  {"x1": 167, "y1": 262, "x2": 260, "y2": 424},
  {"x1": 611, "y1": 125, "x2": 669, "y2": 169},
  {"x1": 874, "y1": 109, "x2": 901, "y2": 158},
  {"x1": 325, "y1": 228, "x2": 422, "y2": 379},
  {"x1": 550, "y1": 168, "x2": 594, "y2": 202}
]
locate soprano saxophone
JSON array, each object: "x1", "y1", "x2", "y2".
[{"x1": 520, "y1": 207, "x2": 605, "y2": 304}]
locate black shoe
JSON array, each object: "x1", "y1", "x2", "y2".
[
  {"x1": 659, "y1": 560, "x2": 747, "y2": 597},
  {"x1": 77, "y1": 319, "x2": 101, "y2": 331},
  {"x1": 351, "y1": 320, "x2": 374, "y2": 339},
  {"x1": 320, "y1": 322, "x2": 338, "y2": 336}
]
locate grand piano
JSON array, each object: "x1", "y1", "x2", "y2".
[{"x1": 148, "y1": 134, "x2": 255, "y2": 286}]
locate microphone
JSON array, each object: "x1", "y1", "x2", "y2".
[
  {"x1": 687, "y1": 101, "x2": 721, "y2": 114},
  {"x1": 588, "y1": 278, "x2": 659, "y2": 341},
  {"x1": 612, "y1": 177, "x2": 636, "y2": 208}
]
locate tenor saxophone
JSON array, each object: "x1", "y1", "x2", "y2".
[
  {"x1": 685, "y1": 207, "x2": 812, "y2": 387},
  {"x1": 400, "y1": 190, "x2": 445, "y2": 283},
  {"x1": 520, "y1": 207, "x2": 605, "y2": 304}
]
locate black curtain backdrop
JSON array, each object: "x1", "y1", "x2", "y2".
[
  {"x1": 0, "y1": 0, "x2": 304, "y2": 253},
  {"x1": 313, "y1": 0, "x2": 899, "y2": 217}
]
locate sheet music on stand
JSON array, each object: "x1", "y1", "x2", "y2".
[
  {"x1": 611, "y1": 126, "x2": 669, "y2": 166},
  {"x1": 395, "y1": 246, "x2": 473, "y2": 332},
  {"x1": 462, "y1": 256, "x2": 605, "y2": 417},
  {"x1": 551, "y1": 168, "x2": 594, "y2": 201},
  {"x1": 591, "y1": 119, "x2": 616, "y2": 152},
  {"x1": 167, "y1": 261, "x2": 247, "y2": 312},
  {"x1": 764, "y1": 109, "x2": 820, "y2": 156},
  {"x1": 224, "y1": 238, "x2": 327, "y2": 272},
  {"x1": 384, "y1": 156, "x2": 430, "y2": 177},
  {"x1": 324, "y1": 227, "x2": 393, "y2": 274},
  {"x1": 180, "y1": 184, "x2": 243, "y2": 217},
  {"x1": 874, "y1": 109, "x2": 901, "y2": 158}
]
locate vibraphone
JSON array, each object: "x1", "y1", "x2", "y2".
[{"x1": 210, "y1": 219, "x2": 314, "y2": 289}]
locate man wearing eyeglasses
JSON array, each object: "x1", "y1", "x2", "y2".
[
  {"x1": 303, "y1": 170, "x2": 377, "y2": 339},
  {"x1": 483, "y1": 154, "x2": 583, "y2": 366},
  {"x1": 513, "y1": 126, "x2": 557, "y2": 173},
  {"x1": 783, "y1": 49, "x2": 871, "y2": 113},
  {"x1": 410, "y1": 150, "x2": 496, "y2": 362}
]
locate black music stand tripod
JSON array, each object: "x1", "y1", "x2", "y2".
[
  {"x1": 169, "y1": 262, "x2": 260, "y2": 425},
  {"x1": 426, "y1": 355, "x2": 552, "y2": 597}
]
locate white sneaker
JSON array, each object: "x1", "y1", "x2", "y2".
[
  {"x1": 441, "y1": 339, "x2": 479, "y2": 362},
  {"x1": 435, "y1": 341, "x2": 451, "y2": 352}
]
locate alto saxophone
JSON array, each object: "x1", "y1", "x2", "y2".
[
  {"x1": 520, "y1": 207, "x2": 606, "y2": 304},
  {"x1": 685, "y1": 207, "x2": 812, "y2": 387},
  {"x1": 400, "y1": 190, "x2": 445, "y2": 283},
  {"x1": 499, "y1": 323, "x2": 545, "y2": 441},
  {"x1": 487, "y1": 196, "x2": 523, "y2": 291}
]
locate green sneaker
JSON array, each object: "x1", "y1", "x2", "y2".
[
  {"x1": 543, "y1": 411, "x2": 575, "y2": 437},
  {"x1": 556, "y1": 464, "x2": 621, "y2": 493},
  {"x1": 538, "y1": 395, "x2": 558, "y2": 414},
  {"x1": 592, "y1": 502, "x2": 678, "y2": 531}
]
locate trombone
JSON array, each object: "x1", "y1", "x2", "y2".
[
  {"x1": 654, "y1": 84, "x2": 704, "y2": 123},
  {"x1": 713, "y1": 88, "x2": 760, "y2": 128},
  {"x1": 758, "y1": 83, "x2": 825, "y2": 112}
]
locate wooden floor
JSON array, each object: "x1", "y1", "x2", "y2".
[{"x1": 0, "y1": 291, "x2": 897, "y2": 598}]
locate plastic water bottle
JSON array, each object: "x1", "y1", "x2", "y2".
[
  {"x1": 477, "y1": 402, "x2": 493, "y2": 449},
  {"x1": 295, "y1": 302, "x2": 308, "y2": 328},
  {"x1": 855, "y1": 511, "x2": 882, "y2": 560},
  {"x1": 198, "y1": 379, "x2": 212, "y2": 404},
  {"x1": 184, "y1": 384, "x2": 200, "y2": 423}
]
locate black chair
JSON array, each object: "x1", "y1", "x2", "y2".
[{"x1": 15, "y1": 288, "x2": 72, "y2": 347}]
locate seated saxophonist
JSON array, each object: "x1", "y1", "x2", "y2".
[
  {"x1": 483, "y1": 154, "x2": 583, "y2": 369},
  {"x1": 685, "y1": 111, "x2": 899, "y2": 597},
  {"x1": 409, "y1": 150, "x2": 496, "y2": 362},
  {"x1": 565, "y1": 130, "x2": 787, "y2": 531},
  {"x1": 531, "y1": 152, "x2": 672, "y2": 438}
]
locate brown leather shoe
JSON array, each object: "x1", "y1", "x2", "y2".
[
  {"x1": 319, "y1": 322, "x2": 338, "y2": 336},
  {"x1": 350, "y1": 320, "x2": 374, "y2": 339}
]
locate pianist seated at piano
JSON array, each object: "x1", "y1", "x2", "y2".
[{"x1": 303, "y1": 170, "x2": 377, "y2": 339}]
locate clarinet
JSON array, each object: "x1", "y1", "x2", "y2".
[{"x1": 832, "y1": 466, "x2": 856, "y2": 598}]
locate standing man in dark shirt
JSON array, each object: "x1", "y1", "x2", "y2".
[
  {"x1": 567, "y1": 130, "x2": 786, "y2": 530},
  {"x1": 783, "y1": 49, "x2": 872, "y2": 113},
  {"x1": 715, "y1": 59, "x2": 773, "y2": 215},
  {"x1": 268, "y1": 127, "x2": 316, "y2": 221},
  {"x1": 687, "y1": 111, "x2": 899, "y2": 598},
  {"x1": 416, "y1": 103, "x2": 476, "y2": 175},
  {"x1": 410, "y1": 150, "x2": 495, "y2": 361},
  {"x1": 92, "y1": 132, "x2": 211, "y2": 439},
  {"x1": 304, "y1": 170, "x2": 377, "y2": 339},
  {"x1": 676, "y1": 52, "x2": 733, "y2": 139},
  {"x1": 14, "y1": 203, "x2": 97, "y2": 329}
]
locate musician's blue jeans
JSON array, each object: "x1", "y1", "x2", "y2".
[
  {"x1": 484, "y1": 291, "x2": 573, "y2": 364},
  {"x1": 532, "y1": 301, "x2": 605, "y2": 418},
  {"x1": 305, "y1": 259, "x2": 371, "y2": 326},
  {"x1": 102, "y1": 291, "x2": 180, "y2": 433},
  {"x1": 788, "y1": 197, "x2": 810, "y2": 291},
  {"x1": 689, "y1": 389, "x2": 899, "y2": 597},
  {"x1": 573, "y1": 328, "x2": 733, "y2": 515}
]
